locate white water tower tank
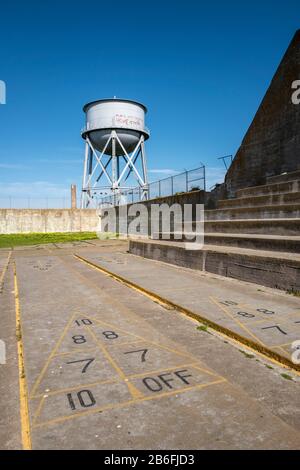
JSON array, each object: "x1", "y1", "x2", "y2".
[
  {"x1": 81, "y1": 97, "x2": 150, "y2": 209},
  {"x1": 82, "y1": 98, "x2": 150, "y2": 156}
]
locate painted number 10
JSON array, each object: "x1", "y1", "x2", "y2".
[{"x1": 67, "y1": 390, "x2": 96, "y2": 410}]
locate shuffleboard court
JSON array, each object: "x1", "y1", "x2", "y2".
[{"x1": 1, "y1": 240, "x2": 300, "y2": 449}]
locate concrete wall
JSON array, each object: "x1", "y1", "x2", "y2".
[
  {"x1": 0, "y1": 209, "x2": 99, "y2": 234},
  {"x1": 225, "y1": 30, "x2": 300, "y2": 197},
  {"x1": 100, "y1": 190, "x2": 206, "y2": 236},
  {"x1": 0, "y1": 191, "x2": 205, "y2": 235}
]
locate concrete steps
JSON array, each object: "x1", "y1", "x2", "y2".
[
  {"x1": 129, "y1": 170, "x2": 300, "y2": 291},
  {"x1": 205, "y1": 204, "x2": 300, "y2": 220},
  {"x1": 152, "y1": 232, "x2": 300, "y2": 253},
  {"x1": 218, "y1": 191, "x2": 300, "y2": 209},
  {"x1": 204, "y1": 219, "x2": 300, "y2": 235},
  {"x1": 236, "y1": 180, "x2": 300, "y2": 198},
  {"x1": 267, "y1": 169, "x2": 300, "y2": 184},
  {"x1": 129, "y1": 239, "x2": 300, "y2": 292}
]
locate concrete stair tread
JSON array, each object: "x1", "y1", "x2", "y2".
[
  {"x1": 206, "y1": 203, "x2": 300, "y2": 214},
  {"x1": 205, "y1": 232, "x2": 300, "y2": 240},
  {"x1": 218, "y1": 191, "x2": 300, "y2": 206},
  {"x1": 267, "y1": 170, "x2": 300, "y2": 184},
  {"x1": 203, "y1": 218, "x2": 300, "y2": 236},
  {"x1": 236, "y1": 179, "x2": 300, "y2": 197},
  {"x1": 204, "y1": 217, "x2": 300, "y2": 223},
  {"x1": 155, "y1": 232, "x2": 300, "y2": 241},
  {"x1": 152, "y1": 232, "x2": 300, "y2": 253},
  {"x1": 134, "y1": 238, "x2": 300, "y2": 261}
]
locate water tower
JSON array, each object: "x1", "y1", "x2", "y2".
[{"x1": 81, "y1": 98, "x2": 150, "y2": 208}]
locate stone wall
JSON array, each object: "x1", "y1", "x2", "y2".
[
  {"x1": 225, "y1": 30, "x2": 300, "y2": 197},
  {"x1": 0, "y1": 192, "x2": 206, "y2": 235},
  {"x1": 0, "y1": 209, "x2": 99, "y2": 234}
]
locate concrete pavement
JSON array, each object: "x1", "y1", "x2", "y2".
[{"x1": 1, "y1": 239, "x2": 300, "y2": 449}]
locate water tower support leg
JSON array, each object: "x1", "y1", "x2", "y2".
[
  {"x1": 112, "y1": 131, "x2": 118, "y2": 191},
  {"x1": 141, "y1": 136, "x2": 149, "y2": 200},
  {"x1": 115, "y1": 134, "x2": 145, "y2": 187},
  {"x1": 86, "y1": 136, "x2": 113, "y2": 187}
]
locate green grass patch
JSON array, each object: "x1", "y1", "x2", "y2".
[
  {"x1": 0, "y1": 232, "x2": 98, "y2": 248},
  {"x1": 239, "y1": 349, "x2": 255, "y2": 359},
  {"x1": 281, "y1": 373, "x2": 293, "y2": 381},
  {"x1": 197, "y1": 325, "x2": 209, "y2": 333}
]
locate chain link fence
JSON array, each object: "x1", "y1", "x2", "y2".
[{"x1": 98, "y1": 165, "x2": 206, "y2": 207}]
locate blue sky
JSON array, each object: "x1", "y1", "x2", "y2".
[{"x1": 0, "y1": 0, "x2": 299, "y2": 205}]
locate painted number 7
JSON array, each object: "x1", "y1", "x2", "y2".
[
  {"x1": 124, "y1": 349, "x2": 148, "y2": 363},
  {"x1": 66, "y1": 358, "x2": 95, "y2": 373}
]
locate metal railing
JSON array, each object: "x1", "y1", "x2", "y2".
[{"x1": 98, "y1": 165, "x2": 206, "y2": 207}]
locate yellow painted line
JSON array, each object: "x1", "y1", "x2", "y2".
[
  {"x1": 138, "y1": 378, "x2": 226, "y2": 403},
  {"x1": 74, "y1": 254, "x2": 300, "y2": 373},
  {"x1": 87, "y1": 315, "x2": 208, "y2": 366},
  {"x1": 31, "y1": 360, "x2": 222, "y2": 402},
  {"x1": 127, "y1": 362, "x2": 216, "y2": 380},
  {"x1": 32, "y1": 395, "x2": 46, "y2": 426},
  {"x1": 87, "y1": 315, "x2": 223, "y2": 379},
  {"x1": 29, "y1": 310, "x2": 110, "y2": 425},
  {"x1": 277, "y1": 346, "x2": 289, "y2": 356},
  {"x1": 74, "y1": 254, "x2": 174, "y2": 310},
  {"x1": 274, "y1": 341, "x2": 296, "y2": 348},
  {"x1": 211, "y1": 327, "x2": 300, "y2": 377},
  {"x1": 210, "y1": 299, "x2": 300, "y2": 376},
  {"x1": 14, "y1": 262, "x2": 32, "y2": 450},
  {"x1": 227, "y1": 318, "x2": 267, "y2": 327},
  {"x1": 216, "y1": 301, "x2": 283, "y2": 326},
  {"x1": 238, "y1": 301, "x2": 300, "y2": 328},
  {"x1": 210, "y1": 296, "x2": 267, "y2": 347},
  {"x1": 29, "y1": 311, "x2": 78, "y2": 398},
  {"x1": 52, "y1": 346, "x2": 99, "y2": 358},
  {"x1": 33, "y1": 378, "x2": 225, "y2": 429},
  {"x1": 86, "y1": 327, "x2": 143, "y2": 399},
  {"x1": 128, "y1": 363, "x2": 198, "y2": 380},
  {"x1": 59, "y1": 256, "x2": 201, "y2": 365},
  {"x1": 33, "y1": 398, "x2": 137, "y2": 429},
  {"x1": 33, "y1": 363, "x2": 222, "y2": 401},
  {"x1": 106, "y1": 339, "x2": 145, "y2": 348},
  {"x1": 209, "y1": 297, "x2": 266, "y2": 346},
  {"x1": 31, "y1": 376, "x2": 122, "y2": 400}
]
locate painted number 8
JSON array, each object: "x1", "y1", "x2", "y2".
[
  {"x1": 102, "y1": 331, "x2": 118, "y2": 340},
  {"x1": 72, "y1": 335, "x2": 87, "y2": 344}
]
